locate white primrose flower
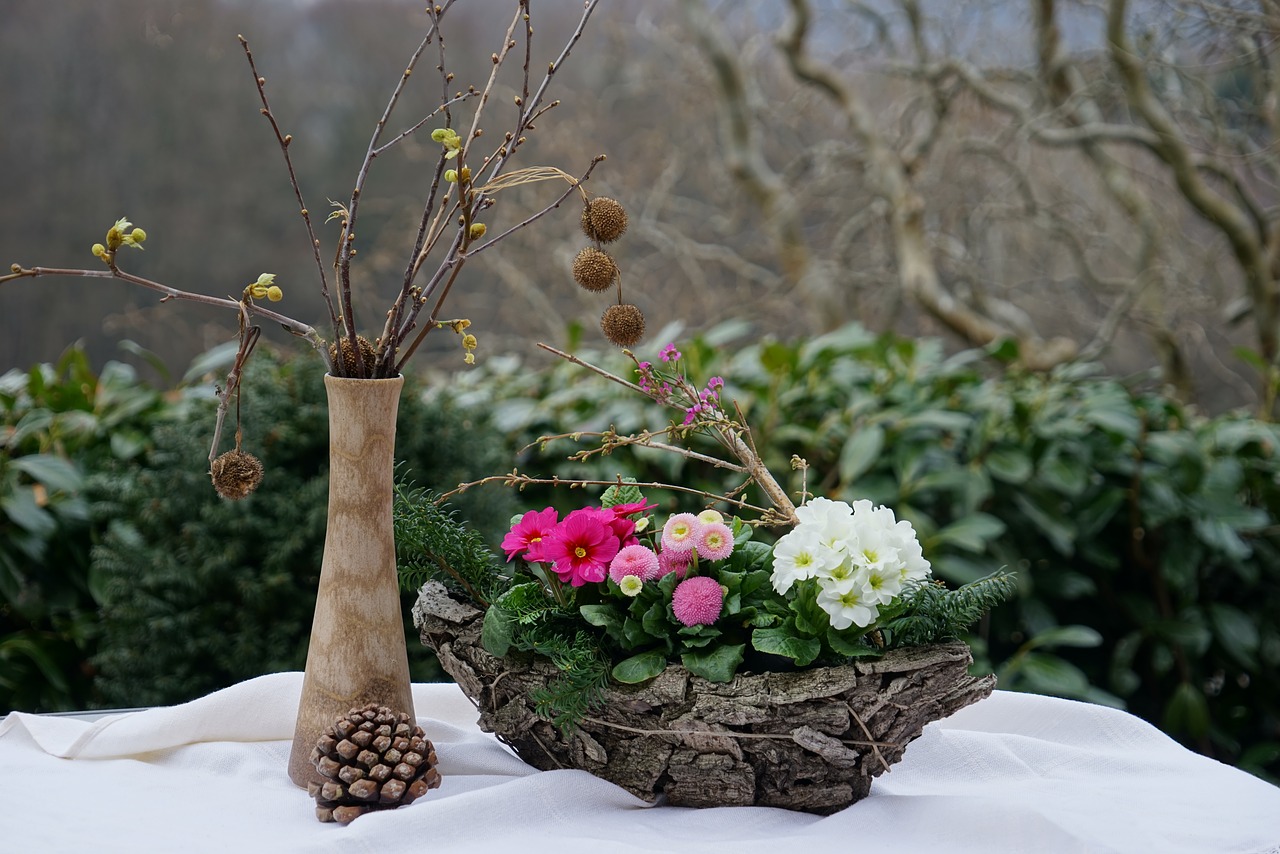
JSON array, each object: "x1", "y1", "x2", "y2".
[
  {"x1": 775, "y1": 495, "x2": 932, "y2": 629},
  {"x1": 794, "y1": 496, "x2": 856, "y2": 551},
  {"x1": 771, "y1": 527, "x2": 842, "y2": 594},
  {"x1": 816, "y1": 576, "x2": 880, "y2": 630}
]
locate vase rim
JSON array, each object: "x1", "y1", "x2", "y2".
[{"x1": 323, "y1": 372, "x2": 404, "y2": 382}]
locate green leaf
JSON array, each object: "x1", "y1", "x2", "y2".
[
  {"x1": 1010, "y1": 652, "x2": 1091, "y2": 697},
  {"x1": 1208, "y1": 604, "x2": 1259, "y2": 668},
  {"x1": 481, "y1": 606, "x2": 514, "y2": 658},
  {"x1": 1, "y1": 488, "x2": 57, "y2": 538},
  {"x1": 1012, "y1": 493, "x2": 1075, "y2": 556},
  {"x1": 751, "y1": 626, "x2": 822, "y2": 666},
  {"x1": 579, "y1": 604, "x2": 623, "y2": 634},
  {"x1": 600, "y1": 479, "x2": 643, "y2": 508},
  {"x1": 612, "y1": 650, "x2": 667, "y2": 684},
  {"x1": 681, "y1": 643, "x2": 745, "y2": 682},
  {"x1": 1163, "y1": 682, "x2": 1210, "y2": 739},
  {"x1": 1038, "y1": 455, "x2": 1088, "y2": 497},
  {"x1": 1024, "y1": 625, "x2": 1103, "y2": 651},
  {"x1": 930, "y1": 512, "x2": 1006, "y2": 553},
  {"x1": 11, "y1": 454, "x2": 84, "y2": 494},
  {"x1": 838, "y1": 425, "x2": 885, "y2": 484},
  {"x1": 985, "y1": 447, "x2": 1032, "y2": 484}
]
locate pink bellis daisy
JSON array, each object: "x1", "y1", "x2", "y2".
[
  {"x1": 695, "y1": 522, "x2": 734, "y2": 562},
  {"x1": 501, "y1": 507, "x2": 559, "y2": 562},
  {"x1": 657, "y1": 548, "x2": 691, "y2": 580},
  {"x1": 671, "y1": 576, "x2": 724, "y2": 626},
  {"x1": 541, "y1": 508, "x2": 620, "y2": 586},
  {"x1": 661, "y1": 513, "x2": 702, "y2": 554},
  {"x1": 609, "y1": 544, "x2": 661, "y2": 583}
]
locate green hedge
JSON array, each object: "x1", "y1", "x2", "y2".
[
  {"x1": 1, "y1": 347, "x2": 175, "y2": 712},
  {"x1": 456, "y1": 324, "x2": 1280, "y2": 782},
  {"x1": 1, "y1": 345, "x2": 513, "y2": 711}
]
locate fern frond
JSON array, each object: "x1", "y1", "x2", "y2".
[
  {"x1": 880, "y1": 572, "x2": 1017, "y2": 648},
  {"x1": 394, "y1": 479, "x2": 505, "y2": 606}
]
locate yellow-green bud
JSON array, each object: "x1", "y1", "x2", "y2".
[
  {"x1": 91, "y1": 243, "x2": 108, "y2": 259},
  {"x1": 444, "y1": 169, "x2": 459, "y2": 183},
  {"x1": 266, "y1": 285, "x2": 283, "y2": 302},
  {"x1": 131, "y1": 228, "x2": 146, "y2": 243},
  {"x1": 248, "y1": 284, "x2": 268, "y2": 299},
  {"x1": 469, "y1": 222, "x2": 487, "y2": 240},
  {"x1": 430, "y1": 128, "x2": 450, "y2": 143},
  {"x1": 106, "y1": 228, "x2": 124, "y2": 250},
  {"x1": 459, "y1": 166, "x2": 471, "y2": 182},
  {"x1": 462, "y1": 333, "x2": 477, "y2": 350}
]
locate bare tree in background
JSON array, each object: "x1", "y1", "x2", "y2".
[
  {"x1": 3, "y1": 0, "x2": 1279, "y2": 414},
  {"x1": 660, "y1": 0, "x2": 1280, "y2": 413}
]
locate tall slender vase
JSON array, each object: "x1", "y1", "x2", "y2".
[{"x1": 287, "y1": 374, "x2": 415, "y2": 787}]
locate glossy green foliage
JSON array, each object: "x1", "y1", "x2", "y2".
[
  {"x1": 0, "y1": 344, "x2": 514, "y2": 712},
  {"x1": 0, "y1": 346, "x2": 174, "y2": 712}
]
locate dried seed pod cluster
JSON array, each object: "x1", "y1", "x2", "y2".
[
  {"x1": 209, "y1": 449, "x2": 264, "y2": 500},
  {"x1": 329, "y1": 334, "x2": 380, "y2": 378},
  {"x1": 309, "y1": 703, "x2": 442, "y2": 824},
  {"x1": 572, "y1": 195, "x2": 643, "y2": 347}
]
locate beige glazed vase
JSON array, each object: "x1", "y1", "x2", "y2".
[{"x1": 287, "y1": 374, "x2": 416, "y2": 788}]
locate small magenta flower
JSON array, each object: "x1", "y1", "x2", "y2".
[
  {"x1": 609, "y1": 544, "x2": 660, "y2": 583},
  {"x1": 661, "y1": 513, "x2": 702, "y2": 554},
  {"x1": 672, "y1": 576, "x2": 724, "y2": 627},
  {"x1": 695, "y1": 522, "x2": 734, "y2": 562},
  {"x1": 501, "y1": 507, "x2": 560, "y2": 562},
  {"x1": 659, "y1": 343, "x2": 682, "y2": 363},
  {"x1": 542, "y1": 507, "x2": 620, "y2": 586}
]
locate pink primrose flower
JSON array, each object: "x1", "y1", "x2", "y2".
[
  {"x1": 501, "y1": 507, "x2": 559, "y2": 562},
  {"x1": 610, "y1": 499, "x2": 658, "y2": 518},
  {"x1": 695, "y1": 522, "x2": 734, "y2": 562},
  {"x1": 660, "y1": 343, "x2": 682, "y2": 363},
  {"x1": 672, "y1": 576, "x2": 724, "y2": 627},
  {"x1": 541, "y1": 508, "x2": 620, "y2": 586},
  {"x1": 609, "y1": 545, "x2": 661, "y2": 583}
]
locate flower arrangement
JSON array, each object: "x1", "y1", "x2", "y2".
[{"x1": 403, "y1": 342, "x2": 1015, "y2": 810}]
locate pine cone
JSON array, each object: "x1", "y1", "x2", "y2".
[{"x1": 308, "y1": 704, "x2": 442, "y2": 823}]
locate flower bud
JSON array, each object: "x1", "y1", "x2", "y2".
[
  {"x1": 445, "y1": 169, "x2": 458, "y2": 183},
  {"x1": 92, "y1": 243, "x2": 107, "y2": 259},
  {"x1": 266, "y1": 285, "x2": 283, "y2": 302},
  {"x1": 469, "y1": 222, "x2": 487, "y2": 239}
]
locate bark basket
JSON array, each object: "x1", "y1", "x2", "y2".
[
  {"x1": 413, "y1": 581, "x2": 995, "y2": 813},
  {"x1": 287, "y1": 374, "x2": 416, "y2": 788}
]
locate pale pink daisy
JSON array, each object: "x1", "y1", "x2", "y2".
[
  {"x1": 609, "y1": 544, "x2": 661, "y2": 583},
  {"x1": 661, "y1": 513, "x2": 702, "y2": 554},
  {"x1": 695, "y1": 522, "x2": 734, "y2": 562}
]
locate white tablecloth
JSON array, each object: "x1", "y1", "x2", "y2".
[{"x1": 1, "y1": 673, "x2": 1277, "y2": 853}]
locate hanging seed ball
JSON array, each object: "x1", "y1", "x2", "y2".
[
  {"x1": 328, "y1": 335, "x2": 378, "y2": 377},
  {"x1": 209, "y1": 450, "x2": 264, "y2": 500},
  {"x1": 571, "y1": 247, "x2": 618, "y2": 293},
  {"x1": 580, "y1": 196, "x2": 628, "y2": 243},
  {"x1": 601, "y1": 303, "x2": 646, "y2": 348},
  {"x1": 309, "y1": 704, "x2": 442, "y2": 824}
]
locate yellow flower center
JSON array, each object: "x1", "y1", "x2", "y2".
[{"x1": 574, "y1": 546, "x2": 587, "y2": 558}]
